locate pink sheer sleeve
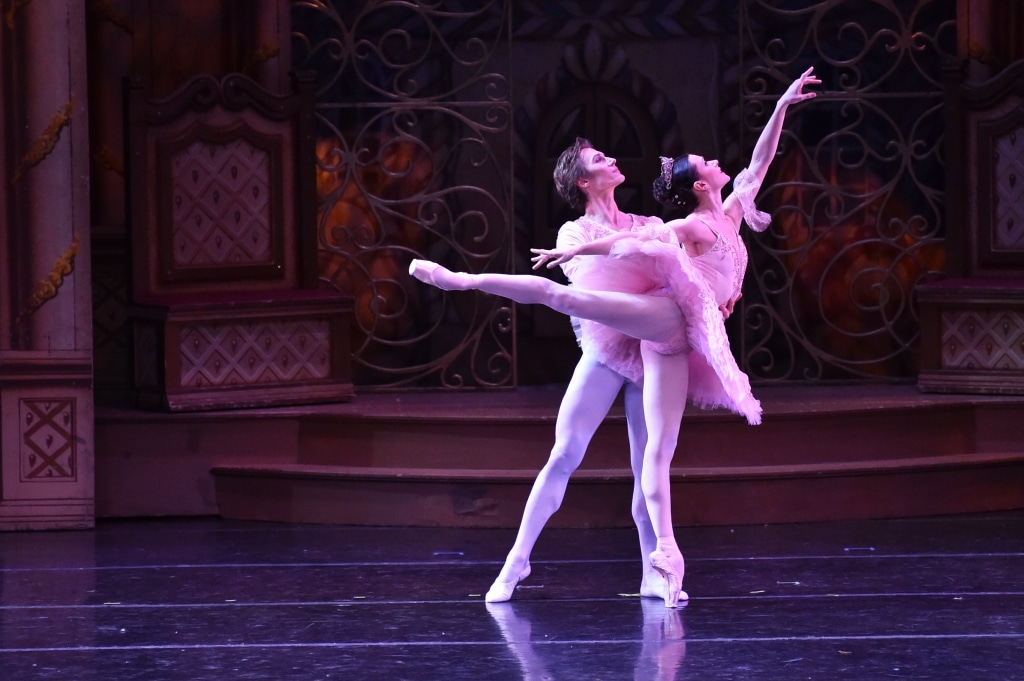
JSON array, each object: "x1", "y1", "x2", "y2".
[{"x1": 732, "y1": 168, "x2": 771, "y2": 233}]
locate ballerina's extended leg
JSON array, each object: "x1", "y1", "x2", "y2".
[
  {"x1": 409, "y1": 259, "x2": 683, "y2": 345},
  {"x1": 409, "y1": 259, "x2": 474, "y2": 290}
]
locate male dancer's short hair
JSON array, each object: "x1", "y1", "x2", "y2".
[{"x1": 553, "y1": 137, "x2": 592, "y2": 212}]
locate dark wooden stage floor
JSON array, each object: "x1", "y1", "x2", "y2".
[{"x1": 2, "y1": 512, "x2": 1023, "y2": 680}]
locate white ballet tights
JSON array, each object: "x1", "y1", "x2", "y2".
[
  {"x1": 638, "y1": 343, "x2": 688, "y2": 545},
  {"x1": 493, "y1": 353, "x2": 658, "y2": 586},
  {"x1": 418, "y1": 264, "x2": 683, "y2": 347},
  {"x1": 636, "y1": 344, "x2": 690, "y2": 605},
  {"x1": 412, "y1": 260, "x2": 688, "y2": 599},
  {"x1": 415, "y1": 260, "x2": 686, "y2": 533}
]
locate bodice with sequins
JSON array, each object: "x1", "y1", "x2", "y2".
[{"x1": 689, "y1": 219, "x2": 748, "y2": 307}]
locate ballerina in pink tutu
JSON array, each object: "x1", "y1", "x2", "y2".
[{"x1": 411, "y1": 67, "x2": 820, "y2": 607}]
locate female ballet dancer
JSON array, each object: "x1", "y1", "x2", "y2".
[{"x1": 411, "y1": 67, "x2": 820, "y2": 607}]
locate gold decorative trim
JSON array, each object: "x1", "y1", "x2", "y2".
[
  {"x1": 3, "y1": 0, "x2": 33, "y2": 29},
  {"x1": 88, "y1": 0, "x2": 133, "y2": 34},
  {"x1": 15, "y1": 233, "x2": 81, "y2": 328},
  {"x1": 244, "y1": 42, "x2": 280, "y2": 74},
  {"x1": 12, "y1": 97, "x2": 75, "y2": 185}
]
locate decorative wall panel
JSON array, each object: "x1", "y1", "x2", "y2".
[
  {"x1": 20, "y1": 399, "x2": 77, "y2": 482},
  {"x1": 0, "y1": 377, "x2": 94, "y2": 529},
  {"x1": 994, "y1": 131, "x2": 1024, "y2": 250},
  {"x1": 131, "y1": 296, "x2": 352, "y2": 411},
  {"x1": 179, "y1": 319, "x2": 332, "y2": 388},
  {"x1": 169, "y1": 139, "x2": 274, "y2": 268},
  {"x1": 940, "y1": 309, "x2": 1024, "y2": 370}
]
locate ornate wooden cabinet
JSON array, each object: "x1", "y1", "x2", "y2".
[
  {"x1": 918, "y1": 59, "x2": 1024, "y2": 394},
  {"x1": 125, "y1": 72, "x2": 354, "y2": 410}
]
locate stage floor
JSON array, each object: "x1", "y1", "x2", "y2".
[{"x1": 2, "y1": 512, "x2": 1022, "y2": 680}]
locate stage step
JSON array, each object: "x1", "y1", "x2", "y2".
[{"x1": 201, "y1": 384, "x2": 1024, "y2": 527}]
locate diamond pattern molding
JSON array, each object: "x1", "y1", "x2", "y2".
[
  {"x1": 20, "y1": 399, "x2": 76, "y2": 481},
  {"x1": 940, "y1": 309, "x2": 1024, "y2": 370},
  {"x1": 179, "y1": 319, "x2": 332, "y2": 388},
  {"x1": 170, "y1": 139, "x2": 272, "y2": 267},
  {"x1": 995, "y1": 130, "x2": 1024, "y2": 251}
]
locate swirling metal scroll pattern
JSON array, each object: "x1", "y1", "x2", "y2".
[
  {"x1": 292, "y1": 0, "x2": 514, "y2": 388},
  {"x1": 738, "y1": 0, "x2": 955, "y2": 380}
]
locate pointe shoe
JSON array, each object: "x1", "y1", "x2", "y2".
[
  {"x1": 640, "y1": 569, "x2": 668, "y2": 599},
  {"x1": 649, "y1": 549, "x2": 688, "y2": 608},
  {"x1": 409, "y1": 259, "x2": 454, "y2": 290},
  {"x1": 485, "y1": 564, "x2": 531, "y2": 603}
]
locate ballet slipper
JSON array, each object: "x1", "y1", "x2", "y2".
[
  {"x1": 485, "y1": 564, "x2": 531, "y2": 603},
  {"x1": 408, "y1": 259, "x2": 466, "y2": 291},
  {"x1": 649, "y1": 548, "x2": 689, "y2": 608}
]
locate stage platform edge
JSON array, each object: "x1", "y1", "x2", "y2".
[{"x1": 95, "y1": 383, "x2": 1024, "y2": 527}]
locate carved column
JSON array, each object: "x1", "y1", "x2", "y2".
[{"x1": 1, "y1": 1, "x2": 94, "y2": 528}]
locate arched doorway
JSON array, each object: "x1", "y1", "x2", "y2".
[
  {"x1": 533, "y1": 83, "x2": 661, "y2": 255},
  {"x1": 519, "y1": 83, "x2": 662, "y2": 382}
]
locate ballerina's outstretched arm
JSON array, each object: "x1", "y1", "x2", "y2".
[
  {"x1": 744, "y1": 66, "x2": 820, "y2": 185},
  {"x1": 725, "y1": 67, "x2": 820, "y2": 230}
]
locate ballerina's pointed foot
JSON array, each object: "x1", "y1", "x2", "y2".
[
  {"x1": 408, "y1": 259, "x2": 468, "y2": 291},
  {"x1": 640, "y1": 568, "x2": 668, "y2": 599},
  {"x1": 485, "y1": 564, "x2": 531, "y2": 603},
  {"x1": 650, "y1": 549, "x2": 689, "y2": 608}
]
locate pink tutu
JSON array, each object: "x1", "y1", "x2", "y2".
[{"x1": 571, "y1": 236, "x2": 762, "y2": 425}]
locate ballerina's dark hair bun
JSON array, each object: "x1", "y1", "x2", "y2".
[{"x1": 652, "y1": 155, "x2": 700, "y2": 215}]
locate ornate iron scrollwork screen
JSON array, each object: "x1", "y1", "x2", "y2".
[
  {"x1": 737, "y1": 0, "x2": 956, "y2": 380},
  {"x1": 292, "y1": 0, "x2": 514, "y2": 388}
]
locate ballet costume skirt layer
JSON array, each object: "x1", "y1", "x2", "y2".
[{"x1": 558, "y1": 169, "x2": 766, "y2": 426}]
